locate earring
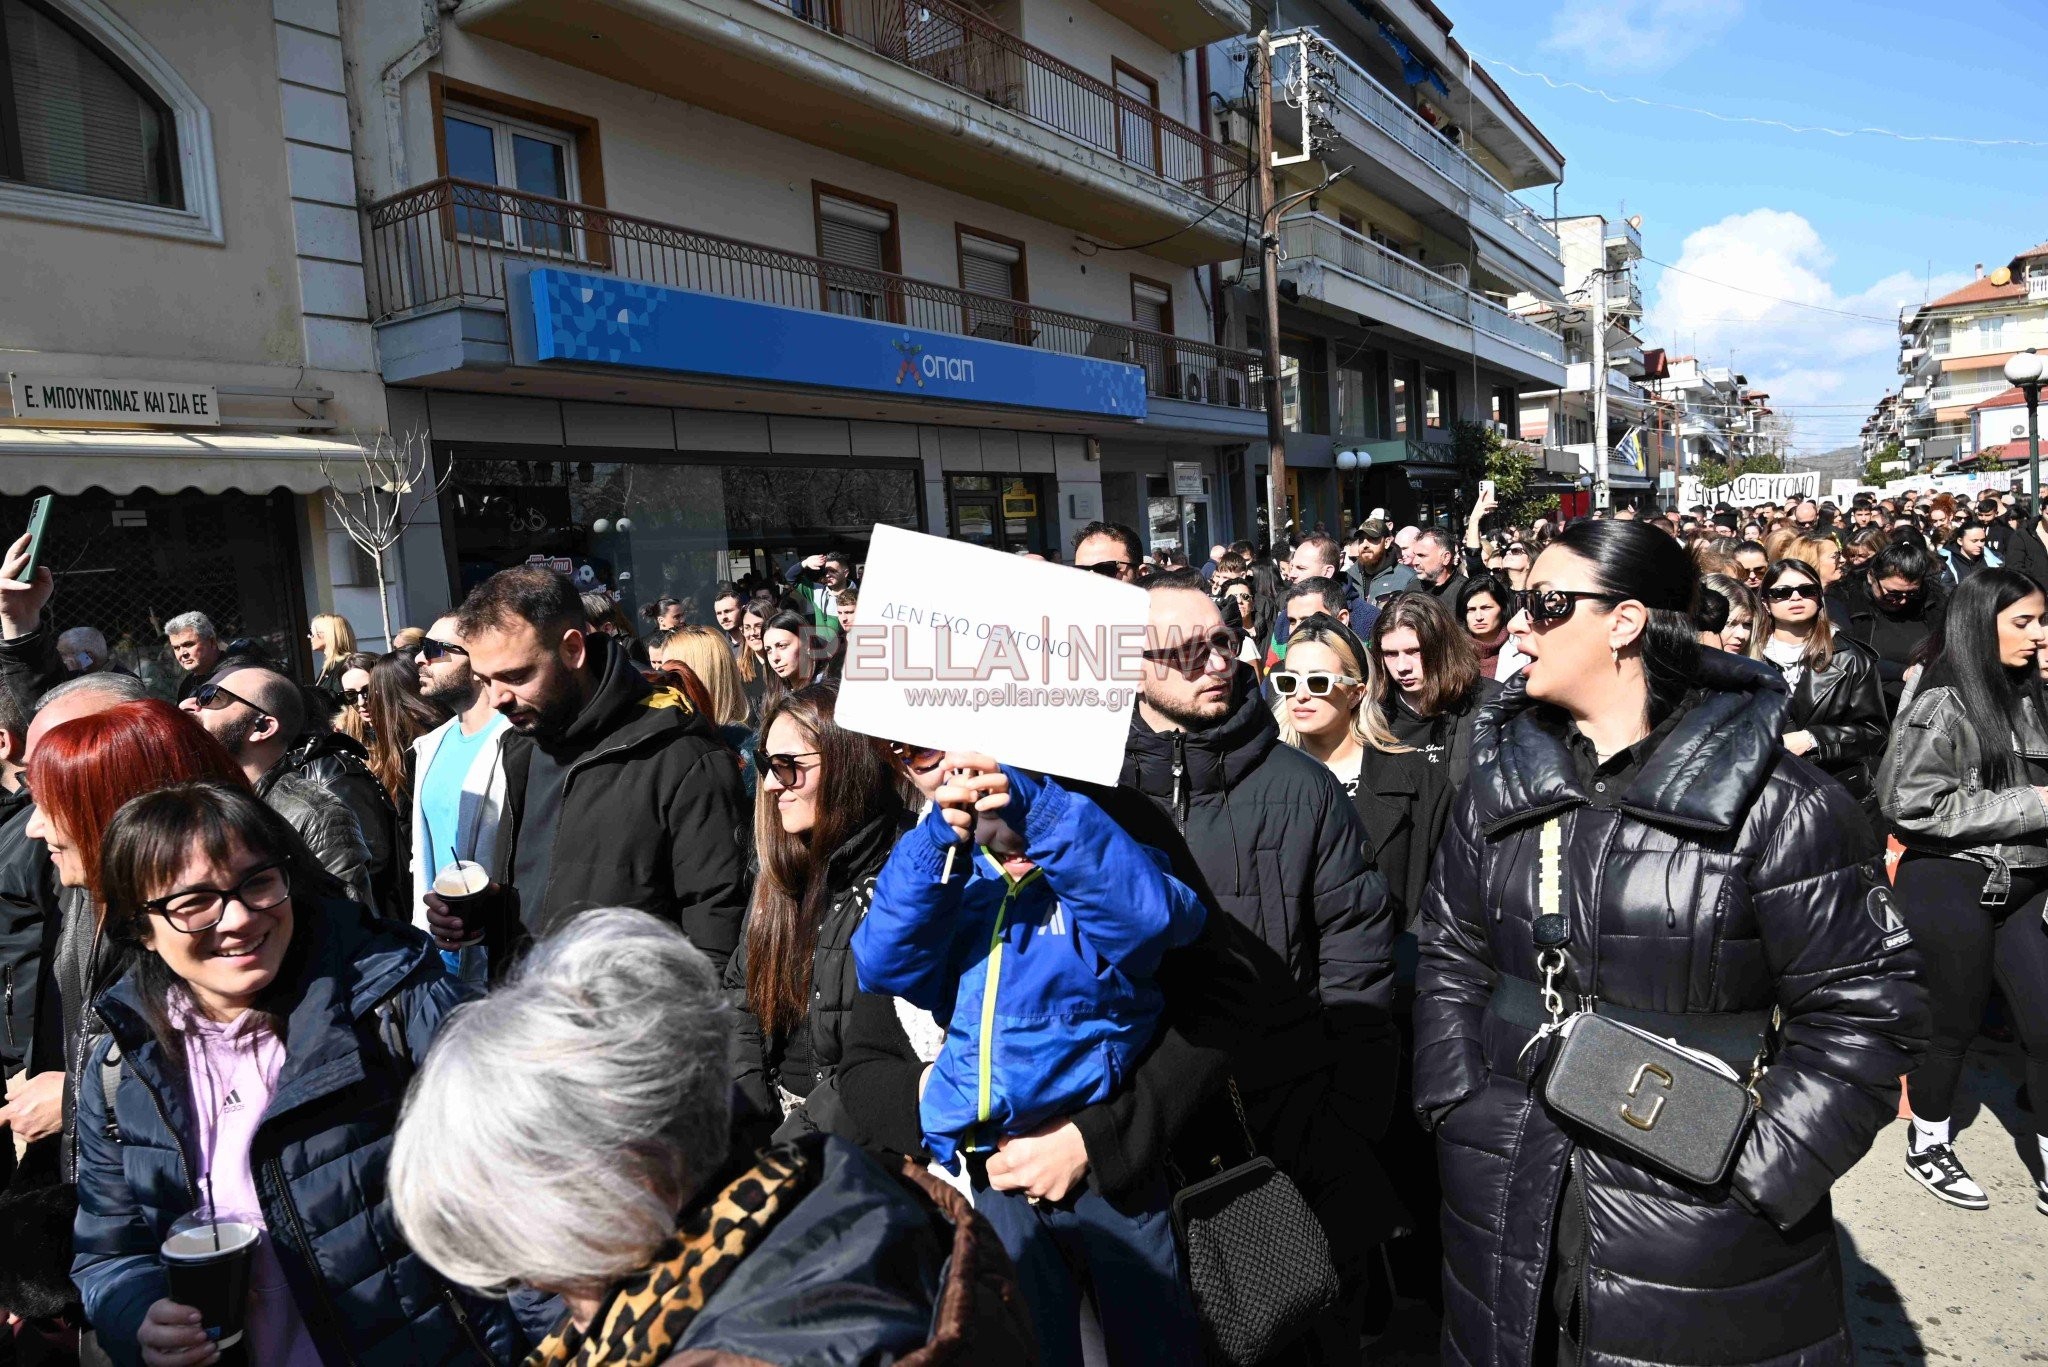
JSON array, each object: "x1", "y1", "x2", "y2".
[{"x1": 1611, "y1": 645, "x2": 1621, "y2": 666}]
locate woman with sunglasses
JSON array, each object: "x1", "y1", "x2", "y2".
[
  {"x1": 1416, "y1": 519, "x2": 1926, "y2": 1367},
  {"x1": 728, "y1": 682, "x2": 911, "y2": 1144},
  {"x1": 71, "y1": 782, "x2": 526, "y2": 1366},
  {"x1": 1835, "y1": 540, "x2": 1943, "y2": 713},
  {"x1": 1876, "y1": 568, "x2": 2048, "y2": 1217},
  {"x1": 334, "y1": 651, "x2": 380, "y2": 747},
  {"x1": 1759, "y1": 558, "x2": 1886, "y2": 806}
]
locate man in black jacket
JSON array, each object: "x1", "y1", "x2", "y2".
[
  {"x1": 1122, "y1": 568, "x2": 1400, "y2": 1351},
  {"x1": 1998, "y1": 495, "x2": 2048, "y2": 592},
  {"x1": 452, "y1": 567, "x2": 750, "y2": 972}
]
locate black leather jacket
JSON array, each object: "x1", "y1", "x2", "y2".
[
  {"x1": 1778, "y1": 637, "x2": 1887, "y2": 803},
  {"x1": 1416, "y1": 650, "x2": 1928, "y2": 1367}
]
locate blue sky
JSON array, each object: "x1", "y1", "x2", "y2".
[{"x1": 1454, "y1": 0, "x2": 2048, "y2": 454}]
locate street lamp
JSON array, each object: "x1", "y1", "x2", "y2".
[{"x1": 2005, "y1": 349, "x2": 2045, "y2": 508}]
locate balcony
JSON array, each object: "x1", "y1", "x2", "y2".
[
  {"x1": 455, "y1": 0, "x2": 1249, "y2": 267},
  {"x1": 1270, "y1": 213, "x2": 1565, "y2": 386},
  {"x1": 1562, "y1": 362, "x2": 1648, "y2": 405},
  {"x1": 366, "y1": 179, "x2": 1262, "y2": 420},
  {"x1": 1603, "y1": 217, "x2": 1642, "y2": 261},
  {"x1": 1245, "y1": 32, "x2": 1561, "y2": 291}
]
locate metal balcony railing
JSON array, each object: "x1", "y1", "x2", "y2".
[
  {"x1": 1260, "y1": 32, "x2": 1559, "y2": 263},
  {"x1": 366, "y1": 179, "x2": 1263, "y2": 411},
  {"x1": 1278, "y1": 213, "x2": 1565, "y2": 363},
  {"x1": 763, "y1": 0, "x2": 1247, "y2": 206}
]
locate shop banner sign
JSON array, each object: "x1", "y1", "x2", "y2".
[
  {"x1": 836, "y1": 524, "x2": 1148, "y2": 786},
  {"x1": 511, "y1": 266, "x2": 1148, "y2": 420},
  {"x1": 8, "y1": 373, "x2": 218, "y2": 427}
]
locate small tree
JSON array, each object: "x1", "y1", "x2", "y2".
[
  {"x1": 1863, "y1": 440, "x2": 1904, "y2": 486},
  {"x1": 320, "y1": 429, "x2": 453, "y2": 646},
  {"x1": 1453, "y1": 422, "x2": 1557, "y2": 528}
]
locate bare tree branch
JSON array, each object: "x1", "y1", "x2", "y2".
[{"x1": 318, "y1": 429, "x2": 455, "y2": 644}]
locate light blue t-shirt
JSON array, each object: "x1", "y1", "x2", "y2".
[{"x1": 419, "y1": 714, "x2": 507, "y2": 875}]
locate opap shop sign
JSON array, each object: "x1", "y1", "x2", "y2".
[
  {"x1": 8, "y1": 373, "x2": 219, "y2": 427},
  {"x1": 835, "y1": 524, "x2": 1150, "y2": 786}
]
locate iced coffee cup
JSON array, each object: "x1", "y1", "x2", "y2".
[
  {"x1": 432, "y1": 860, "x2": 499, "y2": 941},
  {"x1": 162, "y1": 1214, "x2": 259, "y2": 1349}
]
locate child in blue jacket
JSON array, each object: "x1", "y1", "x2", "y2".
[{"x1": 853, "y1": 758, "x2": 1207, "y2": 1364}]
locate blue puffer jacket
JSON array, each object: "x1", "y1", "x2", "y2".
[
  {"x1": 854, "y1": 770, "x2": 1206, "y2": 1166},
  {"x1": 72, "y1": 898, "x2": 525, "y2": 1367}
]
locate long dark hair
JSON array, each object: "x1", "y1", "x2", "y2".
[
  {"x1": 1915, "y1": 568, "x2": 2047, "y2": 790},
  {"x1": 1762, "y1": 558, "x2": 1836, "y2": 672},
  {"x1": 1550, "y1": 519, "x2": 1701, "y2": 721},
  {"x1": 745, "y1": 682, "x2": 903, "y2": 1036},
  {"x1": 760, "y1": 609, "x2": 818, "y2": 697},
  {"x1": 1244, "y1": 560, "x2": 1284, "y2": 646},
  {"x1": 365, "y1": 651, "x2": 446, "y2": 805},
  {"x1": 1371, "y1": 591, "x2": 1480, "y2": 719},
  {"x1": 98, "y1": 782, "x2": 342, "y2": 1069}
]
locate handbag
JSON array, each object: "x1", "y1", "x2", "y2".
[
  {"x1": 1168, "y1": 1078, "x2": 1339, "y2": 1366},
  {"x1": 1520, "y1": 819, "x2": 1771, "y2": 1187}
]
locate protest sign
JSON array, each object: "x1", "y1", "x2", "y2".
[
  {"x1": 1676, "y1": 471, "x2": 1821, "y2": 508},
  {"x1": 835, "y1": 524, "x2": 1149, "y2": 785}
]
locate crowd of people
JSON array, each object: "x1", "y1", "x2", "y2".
[{"x1": 0, "y1": 481, "x2": 2034, "y2": 1366}]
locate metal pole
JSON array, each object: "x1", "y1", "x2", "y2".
[
  {"x1": 1592, "y1": 262, "x2": 1610, "y2": 513},
  {"x1": 1257, "y1": 28, "x2": 1288, "y2": 553},
  {"x1": 2030, "y1": 383, "x2": 2041, "y2": 511}
]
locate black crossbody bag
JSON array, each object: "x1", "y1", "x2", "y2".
[{"x1": 1518, "y1": 819, "x2": 1773, "y2": 1187}]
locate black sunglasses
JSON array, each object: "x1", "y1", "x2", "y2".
[
  {"x1": 887, "y1": 742, "x2": 947, "y2": 774},
  {"x1": 764, "y1": 750, "x2": 821, "y2": 787},
  {"x1": 418, "y1": 638, "x2": 468, "y2": 662},
  {"x1": 1082, "y1": 560, "x2": 1134, "y2": 578},
  {"x1": 1141, "y1": 626, "x2": 1240, "y2": 675},
  {"x1": 342, "y1": 687, "x2": 369, "y2": 706},
  {"x1": 192, "y1": 682, "x2": 270, "y2": 718},
  {"x1": 1764, "y1": 583, "x2": 1821, "y2": 603},
  {"x1": 1515, "y1": 588, "x2": 1623, "y2": 626}
]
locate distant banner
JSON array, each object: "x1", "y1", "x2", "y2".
[{"x1": 1676, "y1": 472, "x2": 1820, "y2": 508}]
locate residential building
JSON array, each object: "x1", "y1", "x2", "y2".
[
  {"x1": 1968, "y1": 387, "x2": 2041, "y2": 470},
  {"x1": 1510, "y1": 213, "x2": 1676, "y2": 507},
  {"x1": 1861, "y1": 390, "x2": 1904, "y2": 464},
  {"x1": 1649, "y1": 356, "x2": 1755, "y2": 479},
  {"x1": 1209, "y1": 7, "x2": 1571, "y2": 532},
  {"x1": 0, "y1": 0, "x2": 395, "y2": 682},
  {"x1": 1896, "y1": 242, "x2": 2048, "y2": 467},
  {"x1": 345, "y1": 0, "x2": 1271, "y2": 610}
]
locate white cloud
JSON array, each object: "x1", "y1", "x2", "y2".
[
  {"x1": 1544, "y1": 0, "x2": 1743, "y2": 74},
  {"x1": 1641, "y1": 208, "x2": 1968, "y2": 455}
]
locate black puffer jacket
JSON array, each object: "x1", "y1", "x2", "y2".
[
  {"x1": 1780, "y1": 636, "x2": 1887, "y2": 803},
  {"x1": 1120, "y1": 666, "x2": 1394, "y2": 1131},
  {"x1": 729, "y1": 811, "x2": 902, "y2": 1138},
  {"x1": 1416, "y1": 650, "x2": 1928, "y2": 1367}
]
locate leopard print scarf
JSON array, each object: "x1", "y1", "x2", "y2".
[{"x1": 524, "y1": 1141, "x2": 820, "y2": 1367}]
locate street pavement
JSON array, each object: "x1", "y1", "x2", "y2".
[{"x1": 1364, "y1": 1040, "x2": 2044, "y2": 1364}]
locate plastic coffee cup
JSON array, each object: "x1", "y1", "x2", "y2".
[
  {"x1": 432, "y1": 860, "x2": 498, "y2": 939},
  {"x1": 162, "y1": 1216, "x2": 259, "y2": 1349}
]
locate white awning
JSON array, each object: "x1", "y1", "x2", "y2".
[{"x1": 0, "y1": 428, "x2": 363, "y2": 495}]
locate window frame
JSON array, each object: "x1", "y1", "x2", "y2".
[
  {"x1": 955, "y1": 223, "x2": 1034, "y2": 347},
  {"x1": 0, "y1": 0, "x2": 219, "y2": 243},
  {"x1": 429, "y1": 75, "x2": 610, "y2": 269},
  {"x1": 812, "y1": 181, "x2": 903, "y2": 323},
  {"x1": 1110, "y1": 59, "x2": 1162, "y2": 173}
]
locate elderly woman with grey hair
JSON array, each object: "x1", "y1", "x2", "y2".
[{"x1": 389, "y1": 907, "x2": 1034, "y2": 1367}]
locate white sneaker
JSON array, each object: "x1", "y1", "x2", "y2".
[{"x1": 1905, "y1": 1138, "x2": 1989, "y2": 1210}]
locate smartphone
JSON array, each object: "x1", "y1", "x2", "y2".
[
  {"x1": 20, "y1": 495, "x2": 52, "y2": 582},
  {"x1": 1478, "y1": 479, "x2": 1497, "y2": 505}
]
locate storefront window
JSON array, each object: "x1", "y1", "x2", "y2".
[
  {"x1": 1424, "y1": 368, "x2": 1454, "y2": 430},
  {"x1": 0, "y1": 489, "x2": 304, "y2": 694},
  {"x1": 1335, "y1": 366, "x2": 1379, "y2": 438},
  {"x1": 946, "y1": 473, "x2": 1053, "y2": 555},
  {"x1": 443, "y1": 449, "x2": 921, "y2": 619}
]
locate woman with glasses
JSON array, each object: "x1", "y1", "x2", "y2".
[
  {"x1": 737, "y1": 594, "x2": 776, "y2": 720},
  {"x1": 1876, "y1": 569, "x2": 2048, "y2": 1217},
  {"x1": 1759, "y1": 558, "x2": 1886, "y2": 805},
  {"x1": 334, "y1": 651, "x2": 379, "y2": 746},
  {"x1": 1416, "y1": 519, "x2": 1927, "y2": 1367},
  {"x1": 1458, "y1": 575, "x2": 1516, "y2": 681},
  {"x1": 728, "y1": 682, "x2": 911, "y2": 1144},
  {"x1": 1836, "y1": 540, "x2": 1943, "y2": 712},
  {"x1": 70, "y1": 782, "x2": 525, "y2": 1366},
  {"x1": 1499, "y1": 542, "x2": 1534, "y2": 592}
]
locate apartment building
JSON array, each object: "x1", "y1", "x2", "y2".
[
  {"x1": 1208, "y1": 4, "x2": 1570, "y2": 532},
  {"x1": 1896, "y1": 242, "x2": 2048, "y2": 468},
  {"x1": 1509, "y1": 213, "x2": 1678, "y2": 507},
  {"x1": 342, "y1": 0, "x2": 1273, "y2": 612},
  {"x1": 0, "y1": 0, "x2": 396, "y2": 680},
  {"x1": 1861, "y1": 390, "x2": 1904, "y2": 464},
  {"x1": 1649, "y1": 356, "x2": 1754, "y2": 473}
]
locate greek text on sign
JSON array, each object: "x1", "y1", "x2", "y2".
[
  {"x1": 7, "y1": 373, "x2": 219, "y2": 428},
  {"x1": 835, "y1": 525, "x2": 1149, "y2": 786}
]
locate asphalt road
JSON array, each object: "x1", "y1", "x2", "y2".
[{"x1": 1364, "y1": 1041, "x2": 2045, "y2": 1363}]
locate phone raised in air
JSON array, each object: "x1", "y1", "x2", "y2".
[{"x1": 19, "y1": 495, "x2": 52, "y2": 582}]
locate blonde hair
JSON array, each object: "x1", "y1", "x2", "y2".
[
  {"x1": 1271, "y1": 621, "x2": 1406, "y2": 755},
  {"x1": 653, "y1": 626, "x2": 749, "y2": 728},
  {"x1": 311, "y1": 612, "x2": 356, "y2": 658}
]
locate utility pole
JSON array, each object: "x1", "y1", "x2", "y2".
[
  {"x1": 1591, "y1": 258, "x2": 1610, "y2": 513},
  {"x1": 1256, "y1": 27, "x2": 1287, "y2": 552}
]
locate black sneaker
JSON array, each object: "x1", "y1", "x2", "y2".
[{"x1": 1905, "y1": 1138, "x2": 1989, "y2": 1210}]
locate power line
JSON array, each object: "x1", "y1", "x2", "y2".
[
  {"x1": 1636, "y1": 257, "x2": 1898, "y2": 322},
  {"x1": 1473, "y1": 56, "x2": 2048, "y2": 150}
]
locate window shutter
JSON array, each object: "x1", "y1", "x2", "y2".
[
  {"x1": 817, "y1": 196, "x2": 891, "y2": 269},
  {"x1": 1131, "y1": 281, "x2": 1169, "y2": 333},
  {"x1": 959, "y1": 235, "x2": 1019, "y2": 298},
  {"x1": 2, "y1": 0, "x2": 176, "y2": 206}
]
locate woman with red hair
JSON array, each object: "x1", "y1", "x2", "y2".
[{"x1": 26, "y1": 700, "x2": 248, "y2": 901}]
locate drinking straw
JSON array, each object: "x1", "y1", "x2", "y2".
[{"x1": 205, "y1": 1173, "x2": 219, "y2": 1251}]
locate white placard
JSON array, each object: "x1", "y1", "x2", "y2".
[
  {"x1": 1171, "y1": 461, "x2": 1204, "y2": 497},
  {"x1": 836, "y1": 524, "x2": 1149, "y2": 785},
  {"x1": 7, "y1": 373, "x2": 219, "y2": 427},
  {"x1": 1676, "y1": 471, "x2": 1820, "y2": 508}
]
